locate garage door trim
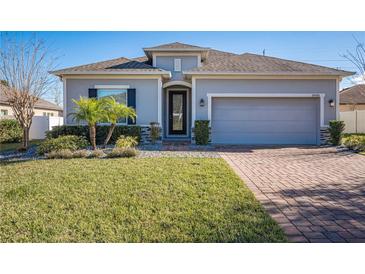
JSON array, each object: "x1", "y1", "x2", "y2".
[{"x1": 207, "y1": 93, "x2": 325, "y2": 128}]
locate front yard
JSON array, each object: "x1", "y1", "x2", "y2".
[{"x1": 0, "y1": 157, "x2": 286, "y2": 242}]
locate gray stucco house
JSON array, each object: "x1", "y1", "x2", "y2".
[{"x1": 52, "y1": 42, "x2": 354, "y2": 145}]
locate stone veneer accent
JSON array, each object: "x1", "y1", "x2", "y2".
[
  {"x1": 320, "y1": 127, "x2": 331, "y2": 145},
  {"x1": 191, "y1": 127, "x2": 211, "y2": 144},
  {"x1": 140, "y1": 124, "x2": 162, "y2": 144}
]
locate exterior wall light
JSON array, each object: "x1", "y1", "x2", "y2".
[
  {"x1": 200, "y1": 98, "x2": 205, "y2": 107},
  {"x1": 328, "y1": 99, "x2": 335, "y2": 107}
]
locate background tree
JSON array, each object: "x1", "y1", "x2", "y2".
[
  {"x1": 70, "y1": 97, "x2": 103, "y2": 150},
  {"x1": 342, "y1": 37, "x2": 365, "y2": 84},
  {"x1": 100, "y1": 97, "x2": 136, "y2": 146},
  {"x1": 0, "y1": 34, "x2": 57, "y2": 149}
]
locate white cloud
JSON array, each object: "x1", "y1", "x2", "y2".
[{"x1": 350, "y1": 74, "x2": 365, "y2": 85}]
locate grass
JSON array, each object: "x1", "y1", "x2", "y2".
[
  {"x1": 0, "y1": 158, "x2": 286, "y2": 243},
  {"x1": 0, "y1": 140, "x2": 43, "y2": 153}
]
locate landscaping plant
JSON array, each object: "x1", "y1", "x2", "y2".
[
  {"x1": 194, "y1": 120, "x2": 210, "y2": 145},
  {"x1": 46, "y1": 125, "x2": 141, "y2": 145},
  {"x1": 150, "y1": 122, "x2": 160, "y2": 144},
  {"x1": 37, "y1": 135, "x2": 89, "y2": 155},
  {"x1": 45, "y1": 149, "x2": 74, "y2": 159},
  {"x1": 70, "y1": 97, "x2": 104, "y2": 150},
  {"x1": 107, "y1": 147, "x2": 138, "y2": 158},
  {"x1": 343, "y1": 135, "x2": 365, "y2": 151},
  {"x1": 100, "y1": 97, "x2": 136, "y2": 147},
  {"x1": 328, "y1": 120, "x2": 345, "y2": 146},
  {"x1": 88, "y1": 149, "x2": 106, "y2": 158},
  {"x1": 0, "y1": 119, "x2": 22, "y2": 143},
  {"x1": 116, "y1": 135, "x2": 138, "y2": 148}
]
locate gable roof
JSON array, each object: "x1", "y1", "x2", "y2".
[
  {"x1": 340, "y1": 84, "x2": 365, "y2": 104},
  {"x1": 185, "y1": 52, "x2": 354, "y2": 76},
  {"x1": 143, "y1": 42, "x2": 210, "y2": 51},
  {"x1": 0, "y1": 84, "x2": 62, "y2": 111},
  {"x1": 51, "y1": 56, "x2": 171, "y2": 77}
]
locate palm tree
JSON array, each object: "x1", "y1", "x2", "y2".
[
  {"x1": 100, "y1": 97, "x2": 136, "y2": 146},
  {"x1": 70, "y1": 97, "x2": 103, "y2": 150}
]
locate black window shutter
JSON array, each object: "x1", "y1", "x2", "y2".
[
  {"x1": 88, "y1": 88, "x2": 97, "y2": 98},
  {"x1": 127, "y1": 88, "x2": 136, "y2": 125}
]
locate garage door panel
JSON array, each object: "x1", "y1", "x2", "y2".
[
  {"x1": 211, "y1": 97, "x2": 319, "y2": 145},
  {"x1": 212, "y1": 120, "x2": 317, "y2": 133}
]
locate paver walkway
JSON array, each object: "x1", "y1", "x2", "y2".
[{"x1": 220, "y1": 146, "x2": 365, "y2": 243}]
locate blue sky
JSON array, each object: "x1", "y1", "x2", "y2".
[{"x1": 3, "y1": 31, "x2": 365, "y2": 102}]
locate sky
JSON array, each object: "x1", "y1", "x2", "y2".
[{"x1": 2, "y1": 31, "x2": 365, "y2": 103}]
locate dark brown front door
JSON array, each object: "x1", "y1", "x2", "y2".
[{"x1": 168, "y1": 90, "x2": 187, "y2": 135}]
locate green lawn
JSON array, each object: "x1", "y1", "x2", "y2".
[
  {"x1": 0, "y1": 140, "x2": 43, "y2": 153},
  {"x1": 0, "y1": 158, "x2": 286, "y2": 243}
]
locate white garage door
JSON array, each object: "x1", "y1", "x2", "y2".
[{"x1": 211, "y1": 97, "x2": 319, "y2": 145}]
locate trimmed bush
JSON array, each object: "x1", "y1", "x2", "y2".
[
  {"x1": 150, "y1": 122, "x2": 160, "y2": 144},
  {"x1": 328, "y1": 120, "x2": 345, "y2": 146},
  {"x1": 46, "y1": 149, "x2": 74, "y2": 159},
  {"x1": 115, "y1": 135, "x2": 138, "y2": 148},
  {"x1": 107, "y1": 147, "x2": 138, "y2": 158},
  {"x1": 88, "y1": 149, "x2": 106, "y2": 158},
  {"x1": 72, "y1": 150, "x2": 90, "y2": 158},
  {"x1": 37, "y1": 135, "x2": 89, "y2": 155},
  {"x1": 46, "y1": 125, "x2": 141, "y2": 144},
  {"x1": 194, "y1": 120, "x2": 210, "y2": 145},
  {"x1": 0, "y1": 119, "x2": 22, "y2": 143},
  {"x1": 343, "y1": 135, "x2": 365, "y2": 151}
]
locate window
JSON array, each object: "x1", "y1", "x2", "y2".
[
  {"x1": 0, "y1": 109, "x2": 8, "y2": 116},
  {"x1": 43, "y1": 112, "x2": 54, "y2": 117},
  {"x1": 174, "y1": 58, "x2": 181, "y2": 72},
  {"x1": 97, "y1": 89, "x2": 128, "y2": 124}
]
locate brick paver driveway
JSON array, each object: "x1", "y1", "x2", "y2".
[{"x1": 220, "y1": 146, "x2": 365, "y2": 243}]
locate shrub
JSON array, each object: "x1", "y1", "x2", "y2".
[
  {"x1": 107, "y1": 147, "x2": 138, "y2": 158},
  {"x1": 46, "y1": 125, "x2": 141, "y2": 144},
  {"x1": 88, "y1": 149, "x2": 106, "y2": 158},
  {"x1": 46, "y1": 149, "x2": 74, "y2": 159},
  {"x1": 115, "y1": 135, "x2": 138, "y2": 148},
  {"x1": 343, "y1": 135, "x2": 365, "y2": 151},
  {"x1": 37, "y1": 135, "x2": 89, "y2": 155},
  {"x1": 150, "y1": 122, "x2": 160, "y2": 144},
  {"x1": 328, "y1": 120, "x2": 345, "y2": 146},
  {"x1": 194, "y1": 120, "x2": 210, "y2": 145},
  {"x1": 72, "y1": 149, "x2": 90, "y2": 158},
  {"x1": 0, "y1": 119, "x2": 22, "y2": 143}
]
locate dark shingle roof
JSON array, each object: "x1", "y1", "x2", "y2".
[
  {"x1": 51, "y1": 42, "x2": 355, "y2": 77},
  {"x1": 186, "y1": 52, "x2": 354, "y2": 76},
  {"x1": 0, "y1": 85, "x2": 62, "y2": 111},
  {"x1": 51, "y1": 56, "x2": 168, "y2": 76},
  {"x1": 340, "y1": 84, "x2": 365, "y2": 104}
]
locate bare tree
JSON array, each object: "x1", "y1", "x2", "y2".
[
  {"x1": 342, "y1": 37, "x2": 365, "y2": 84},
  {"x1": 0, "y1": 33, "x2": 57, "y2": 149}
]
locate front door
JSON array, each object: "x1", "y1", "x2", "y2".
[{"x1": 168, "y1": 90, "x2": 187, "y2": 135}]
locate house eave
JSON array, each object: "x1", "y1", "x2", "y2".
[
  {"x1": 50, "y1": 70, "x2": 172, "y2": 79},
  {"x1": 183, "y1": 71, "x2": 355, "y2": 78}
]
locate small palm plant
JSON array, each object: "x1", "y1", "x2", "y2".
[
  {"x1": 70, "y1": 97, "x2": 103, "y2": 150},
  {"x1": 100, "y1": 97, "x2": 136, "y2": 146}
]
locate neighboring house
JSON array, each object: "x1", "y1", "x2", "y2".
[
  {"x1": 52, "y1": 42, "x2": 354, "y2": 145},
  {"x1": 340, "y1": 84, "x2": 365, "y2": 111},
  {"x1": 0, "y1": 85, "x2": 63, "y2": 118}
]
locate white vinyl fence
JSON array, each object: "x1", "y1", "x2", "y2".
[
  {"x1": 29, "y1": 116, "x2": 64, "y2": 140},
  {"x1": 340, "y1": 110, "x2": 365, "y2": 133}
]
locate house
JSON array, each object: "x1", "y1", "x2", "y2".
[
  {"x1": 340, "y1": 84, "x2": 365, "y2": 111},
  {"x1": 0, "y1": 84, "x2": 63, "y2": 118},
  {"x1": 52, "y1": 42, "x2": 354, "y2": 145}
]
